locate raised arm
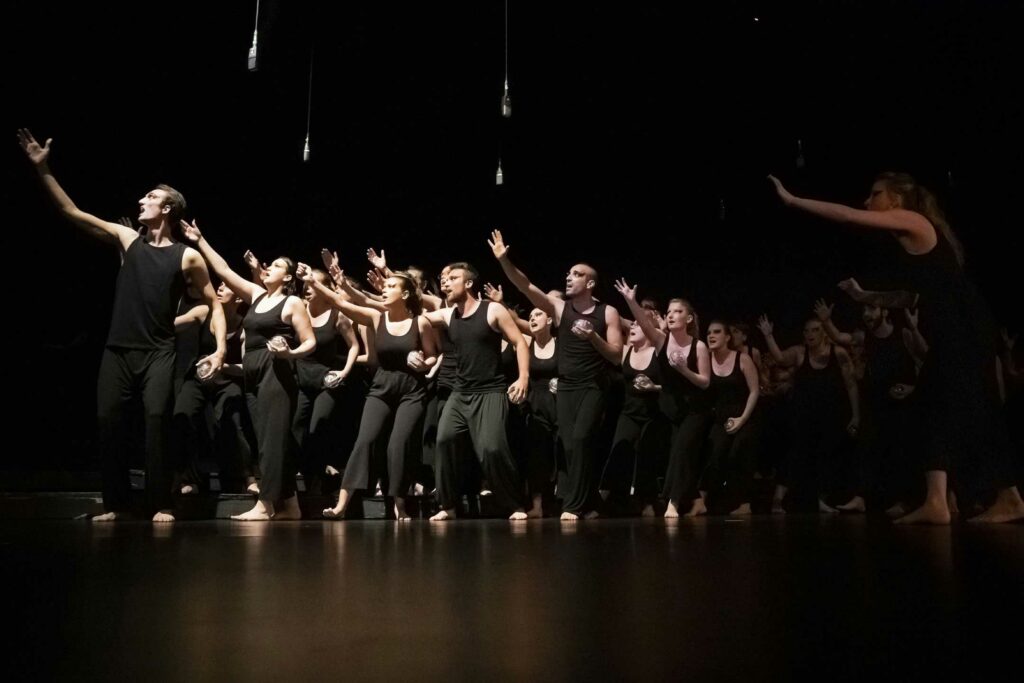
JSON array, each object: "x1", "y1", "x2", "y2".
[
  {"x1": 814, "y1": 298, "x2": 859, "y2": 347},
  {"x1": 180, "y1": 220, "x2": 264, "y2": 304},
  {"x1": 488, "y1": 229, "x2": 563, "y2": 322},
  {"x1": 839, "y1": 278, "x2": 919, "y2": 311},
  {"x1": 614, "y1": 278, "x2": 666, "y2": 352},
  {"x1": 18, "y1": 129, "x2": 139, "y2": 251},
  {"x1": 757, "y1": 315, "x2": 802, "y2": 367},
  {"x1": 297, "y1": 262, "x2": 379, "y2": 327},
  {"x1": 769, "y1": 174, "x2": 935, "y2": 244}
]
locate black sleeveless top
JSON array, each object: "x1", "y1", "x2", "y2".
[
  {"x1": 375, "y1": 312, "x2": 421, "y2": 372},
  {"x1": 298, "y1": 309, "x2": 346, "y2": 390},
  {"x1": 242, "y1": 294, "x2": 294, "y2": 351},
  {"x1": 658, "y1": 337, "x2": 709, "y2": 421},
  {"x1": 621, "y1": 345, "x2": 662, "y2": 419},
  {"x1": 793, "y1": 344, "x2": 846, "y2": 418},
  {"x1": 107, "y1": 237, "x2": 188, "y2": 350},
  {"x1": 863, "y1": 329, "x2": 916, "y2": 403},
  {"x1": 557, "y1": 301, "x2": 610, "y2": 390},
  {"x1": 449, "y1": 301, "x2": 506, "y2": 394},
  {"x1": 710, "y1": 351, "x2": 750, "y2": 422}
]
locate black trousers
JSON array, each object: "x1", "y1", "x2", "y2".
[
  {"x1": 662, "y1": 411, "x2": 713, "y2": 505},
  {"x1": 243, "y1": 350, "x2": 298, "y2": 503},
  {"x1": 599, "y1": 412, "x2": 668, "y2": 503},
  {"x1": 97, "y1": 347, "x2": 176, "y2": 514},
  {"x1": 701, "y1": 417, "x2": 761, "y2": 506},
  {"x1": 435, "y1": 392, "x2": 524, "y2": 513},
  {"x1": 556, "y1": 388, "x2": 607, "y2": 515},
  {"x1": 341, "y1": 390, "x2": 426, "y2": 497}
]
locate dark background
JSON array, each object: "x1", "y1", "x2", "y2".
[{"x1": 4, "y1": 0, "x2": 1021, "y2": 470}]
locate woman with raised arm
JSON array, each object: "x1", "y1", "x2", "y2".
[
  {"x1": 614, "y1": 278, "x2": 712, "y2": 517},
  {"x1": 182, "y1": 221, "x2": 315, "y2": 521},
  {"x1": 770, "y1": 173, "x2": 1024, "y2": 524},
  {"x1": 599, "y1": 301, "x2": 666, "y2": 517},
  {"x1": 300, "y1": 262, "x2": 438, "y2": 521},
  {"x1": 292, "y1": 268, "x2": 360, "y2": 496},
  {"x1": 758, "y1": 315, "x2": 858, "y2": 513}
]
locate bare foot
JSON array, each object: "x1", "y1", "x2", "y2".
[
  {"x1": 818, "y1": 499, "x2": 839, "y2": 514},
  {"x1": 583, "y1": 510, "x2": 599, "y2": 520},
  {"x1": 274, "y1": 495, "x2": 302, "y2": 520},
  {"x1": 526, "y1": 499, "x2": 544, "y2": 518},
  {"x1": 152, "y1": 510, "x2": 176, "y2": 523},
  {"x1": 479, "y1": 489, "x2": 493, "y2": 497},
  {"x1": 836, "y1": 496, "x2": 866, "y2": 513},
  {"x1": 684, "y1": 498, "x2": 707, "y2": 518},
  {"x1": 322, "y1": 508, "x2": 345, "y2": 520},
  {"x1": 232, "y1": 501, "x2": 272, "y2": 521},
  {"x1": 968, "y1": 487, "x2": 1024, "y2": 524},
  {"x1": 560, "y1": 511, "x2": 580, "y2": 521},
  {"x1": 180, "y1": 484, "x2": 197, "y2": 495},
  {"x1": 885, "y1": 502, "x2": 907, "y2": 519},
  {"x1": 394, "y1": 498, "x2": 411, "y2": 521},
  {"x1": 664, "y1": 501, "x2": 680, "y2": 519},
  {"x1": 246, "y1": 482, "x2": 260, "y2": 497},
  {"x1": 92, "y1": 512, "x2": 126, "y2": 522},
  {"x1": 893, "y1": 497, "x2": 951, "y2": 525},
  {"x1": 325, "y1": 465, "x2": 341, "y2": 477},
  {"x1": 771, "y1": 499, "x2": 786, "y2": 515},
  {"x1": 641, "y1": 504, "x2": 655, "y2": 517},
  {"x1": 729, "y1": 503, "x2": 752, "y2": 516},
  {"x1": 430, "y1": 509, "x2": 456, "y2": 521},
  {"x1": 509, "y1": 510, "x2": 529, "y2": 521}
]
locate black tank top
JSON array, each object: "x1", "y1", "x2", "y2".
[
  {"x1": 528, "y1": 339, "x2": 558, "y2": 385},
  {"x1": 242, "y1": 294, "x2": 294, "y2": 351},
  {"x1": 297, "y1": 309, "x2": 344, "y2": 389},
  {"x1": 557, "y1": 300, "x2": 610, "y2": 390},
  {"x1": 863, "y1": 329, "x2": 916, "y2": 402},
  {"x1": 710, "y1": 351, "x2": 750, "y2": 422},
  {"x1": 106, "y1": 237, "x2": 188, "y2": 350},
  {"x1": 375, "y1": 312, "x2": 421, "y2": 371},
  {"x1": 793, "y1": 344, "x2": 845, "y2": 417},
  {"x1": 622, "y1": 345, "x2": 662, "y2": 419},
  {"x1": 658, "y1": 337, "x2": 709, "y2": 421},
  {"x1": 448, "y1": 301, "x2": 506, "y2": 394}
]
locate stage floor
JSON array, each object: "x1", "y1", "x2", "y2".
[{"x1": 3, "y1": 516, "x2": 1022, "y2": 681}]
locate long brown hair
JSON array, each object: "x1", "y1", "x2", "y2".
[{"x1": 875, "y1": 171, "x2": 963, "y2": 266}]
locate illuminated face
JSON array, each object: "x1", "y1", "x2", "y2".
[
  {"x1": 707, "y1": 323, "x2": 730, "y2": 351},
  {"x1": 262, "y1": 258, "x2": 293, "y2": 289},
  {"x1": 529, "y1": 308, "x2": 551, "y2": 334},
  {"x1": 138, "y1": 188, "x2": 170, "y2": 223},
  {"x1": 565, "y1": 264, "x2": 594, "y2": 297},
  {"x1": 665, "y1": 301, "x2": 692, "y2": 332}
]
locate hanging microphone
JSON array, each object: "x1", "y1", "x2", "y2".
[{"x1": 248, "y1": 31, "x2": 258, "y2": 71}]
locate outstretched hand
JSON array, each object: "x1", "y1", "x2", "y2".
[
  {"x1": 180, "y1": 219, "x2": 202, "y2": 242},
  {"x1": 767, "y1": 174, "x2": 795, "y2": 206},
  {"x1": 488, "y1": 229, "x2": 509, "y2": 260},
  {"x1": 16, "y1": 128, "x2": 52, "y2": 166}
]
